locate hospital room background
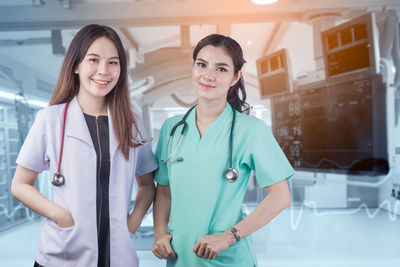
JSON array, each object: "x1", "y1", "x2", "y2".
[{"x1": 0, "y1": 0, "x2": 399, "y2": 266}]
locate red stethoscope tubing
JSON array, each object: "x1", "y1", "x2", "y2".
[{"x1": 57, "y1": 100, "x2": 70, "y2": 173}]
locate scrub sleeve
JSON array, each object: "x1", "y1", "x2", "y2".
[
  {"x1": 154, "y1": 116, "x2": 180, "y2": 186},
  {"x1": 242, "y1": 118, "x2": 295, "y2": 187}
]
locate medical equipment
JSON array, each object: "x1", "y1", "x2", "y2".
[
  {"x1": 163, "y1": 104, "x2": 239, "y2": 182},
  {"x1": 52, "y1": 100, "x2": 152, "y2": 186},
  {"x1": 132, "y1": 132, "x2": 153, "y2": 145},
  {"x1": 51, "y1": 100, "x2": 70, "y2": 186}
]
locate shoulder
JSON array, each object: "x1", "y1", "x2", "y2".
[
  {"x1": 234, "y1": 112, "x2": 273, "y2": 143},
  {"x1": 235, "y1": 112, "x2": 268, "y2": 130},
  {"x1": 34, "y1": 103, "x2": 65, "y2": 123},
  {"x1": 161, "y1": 115, "x2": 183, "y2": 131}
]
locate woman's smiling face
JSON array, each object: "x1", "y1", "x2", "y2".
[
  {"x1": 75, "y1": 36, "x2": 121, "y2": 100},
  {"x1": 192, "y1": 45, "x2": 242, "y2": 104}
]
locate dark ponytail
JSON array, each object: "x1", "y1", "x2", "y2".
[{"x1": 193, "y1": 34, "x2": 251, "y2": 114}]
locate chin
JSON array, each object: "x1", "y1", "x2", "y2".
[{"x1": 90, "y1": 91, "x2": 111, "y2": 98}]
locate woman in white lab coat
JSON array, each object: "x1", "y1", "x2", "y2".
[{"x1": 11, "y1": 24, "x2": 157, "y2": 267}]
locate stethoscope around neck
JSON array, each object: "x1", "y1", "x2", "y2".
[
  {"x1": 51, "y1": 100, "x2": 152, "y2": 186},
  {"x1": 163, "y1": 104, "x2": 239, "y2": 183}
]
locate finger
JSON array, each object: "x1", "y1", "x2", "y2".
[
  {"x1": 151, "y1": 247, "x2": 162, "y2": 259},
  {"x1": 152, "y1": 244, "x2": 165, "y2": 259},
  {"x1": 210, "y1": 251, "x2": 217, "y2": 260},
  {"x1": 169, "y1": 249, "x2": 177, "y2": 259},
  {"x1": 204, "y1": 247, "x2": 211, "y2": 259},
  {"x1": 159, "y1": 244, "x2": 170, "y2": 259},
  {"x1": 192, "y1": 241, "x2": 200, "y2": 253},
  {"x1": 197, "y1": 243, "x2": 206, "y2": 257},
  {"x1": 153, "y1": 251, "x2": 162, "y2": 259},
  {"x1": 165, "y1": 243, "x2": 177, "y2": 259}
]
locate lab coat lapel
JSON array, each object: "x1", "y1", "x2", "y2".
[
  {"x1": 107, "y1": 107, "x2": 118, "y2": 159},
  {"x1": 65, "y1": 97, "x2": 94, "y2": 148}
]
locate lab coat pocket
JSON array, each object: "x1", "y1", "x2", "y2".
[
  {"x1": 39, "y1": 219, "x2": 75, "y2": 263},
  {"x1": 126, "y1": 219, "x2": 135, "y2": 239},
  {"x1": 128, "y1": 227, "x2": 135, "y2": 239},
  {"x1": 49, "y1": 219, "x2": 75, "y2": 231}
]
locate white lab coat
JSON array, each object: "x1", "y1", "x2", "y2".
[{"x1": 16, "y1": 97, "x2": 158, "y2": 267}]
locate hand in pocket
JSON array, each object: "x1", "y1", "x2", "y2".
[{"x1": 53, "y1": 206, "x2": 74, "y2": 228}]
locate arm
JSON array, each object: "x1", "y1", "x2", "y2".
[
  {"x1": 11, "y1": 165, "x2": 74, "y2": 227},
  {"x1": 128, "y1": 172, "x2": 155, "y2": 234},
  {"x1": 193, "y1": 179, "x2": 291, "y2": 260},
  {"x1": 234, "y1": 179, "x2": 290, "y2": 238},
  {"x1": 152, "y1": 184, "x2": 177, "y2": 259}
]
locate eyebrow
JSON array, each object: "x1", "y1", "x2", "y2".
[
  {"x1": 196, "y1": 58, "x2": 230, "y2": 67},
  {"x1": 87, "y1": 53, "x2": 119, "y2": 60}
]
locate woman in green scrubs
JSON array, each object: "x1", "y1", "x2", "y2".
[{"x1": 152, "y1": 34, "x2": 294, "y2": 267}]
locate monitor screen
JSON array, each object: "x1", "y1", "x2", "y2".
[
  {"x1": 271, "y1": 75, "x2": 388, "y2": 175},
  {"x1": 256, "y1": 48, "x2": 293, "y2": 98},
  {"x1": 321, "y1": 13, "x2": 378, "y2": 80}
]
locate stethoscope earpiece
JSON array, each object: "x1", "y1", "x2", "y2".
[{"x1": 52, "y1": 172, "x2": 65, "y2": 186}]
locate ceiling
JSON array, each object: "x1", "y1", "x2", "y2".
[{"x1": 0, "y1": 0, "x2": 399, "y2": 107}]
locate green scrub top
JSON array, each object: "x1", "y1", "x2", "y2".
[{"x1": 155, "y1": 104, "x2": 294, "y2": 267}]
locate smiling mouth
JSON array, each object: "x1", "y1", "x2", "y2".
[
  {"x1": 200, "y1": 83, "x2": 215, "y2": 89},
  {"x1": 92, "y1": 79, "x2": 111, "y2": 85}
]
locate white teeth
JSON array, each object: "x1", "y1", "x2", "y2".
[{"x1": 93, "y1": 79, "x2": 108, "y2": 85}]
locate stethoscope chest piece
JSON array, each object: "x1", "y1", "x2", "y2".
[
  {"x1": 224, "y1": 168, "x2": 238, "y2": 183},
  {"x1": 52, "y1": 172, "x2": 65, "y2": 186}
]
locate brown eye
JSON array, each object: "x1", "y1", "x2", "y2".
[{"x1": 217, "y1": 67, "x2": 227, "y2": 72}]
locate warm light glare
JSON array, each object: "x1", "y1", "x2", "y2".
[{"x1": 251, "y1": 0, "x2": 278, "y2": 5}]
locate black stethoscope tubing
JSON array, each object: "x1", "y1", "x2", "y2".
[
  {"x1": 163, "y1": 104, "x2": 239, "y2": 182},
  {"x1": 163, "y1": 105, "x2": 196, "y2": 163},
  {"x1": 225, "y1": 105, "x2": 238, "y2": 182}
]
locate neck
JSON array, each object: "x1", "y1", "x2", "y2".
[
  {"x1": 76, "y1": 91, "x2": 108, "y2": 116},
  {"x1": 196, "y1": 99, "x2": 227, "y2": 123}
]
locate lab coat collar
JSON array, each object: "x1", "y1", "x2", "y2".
[
  {"x1": 65, "y1": 97, "x2": 118, "y2": 158},
  {"x1": 65, "y1": 97, "x2": 94, "y2": 149}
]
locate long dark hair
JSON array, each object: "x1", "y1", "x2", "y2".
[
  {"x1": 50, "y1": 24, "x2": 140, "y2": 160},
  {"x1": 192, "y1": 34, "x2": 250, "y2": 114}
]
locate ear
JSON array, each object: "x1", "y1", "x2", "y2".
[{"x1": 230, "y1": 70, "x2": 243, "y2": 87}]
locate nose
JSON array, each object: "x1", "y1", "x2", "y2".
[
  {"x1": 97, "y1": 60, "x2": 109, "y2": 76},
  {"x1": 203, "y1": 68, "x2": 216, "y2": 81}
]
